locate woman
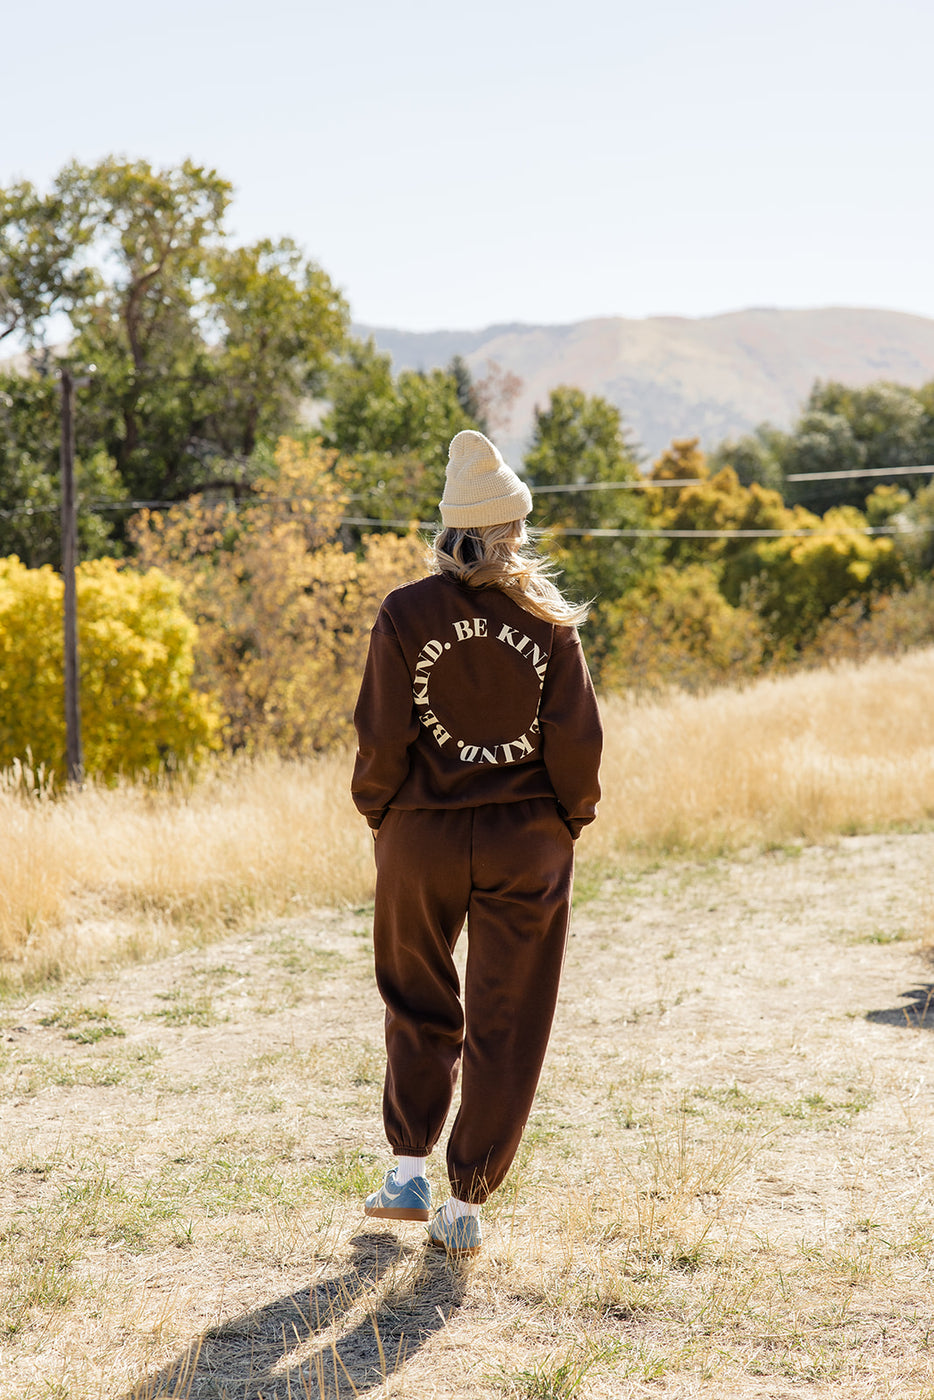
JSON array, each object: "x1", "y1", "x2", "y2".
[{"x1": 352, "y1": 428, "x2": 603, "y2": 1256}]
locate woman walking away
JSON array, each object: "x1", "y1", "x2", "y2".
[{"x1": 351, "y1": 429, "x2": 603, "y2": 1257}]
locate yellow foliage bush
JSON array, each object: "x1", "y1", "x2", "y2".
[
  {"x1": 0, "y1": 556, "x2": 220, "y2": 781},
  {"x1": 599, "y1": 563, "x2": 765, "y2": 693},
  {"x1": 736, "y1": 506, "x2": 909, "y2": 643},
  {"x1": 130, "y1": 437, "x2": 425, "y2": 754},
  {"x1": 645, "y1": 440, "x2": 910, "y2": 650},
  {"x1": 647, "y1": 444, "x2": 808, "y2": 564}
]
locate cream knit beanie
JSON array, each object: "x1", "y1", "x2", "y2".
[{"x1": 439, "y1": 430, "x2": 533, "y2": 528}]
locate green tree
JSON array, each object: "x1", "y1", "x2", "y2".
[
  {"x1": 864, "y1": 483, "x2": 911, "y2": 528},
  {"x1": 896, "y1": 480, "x2": 934, "y2": 576},
  {"x1": 780, "y1": 405, "x2": 867, "y2": 513},
  {"x1": 324, "y1": 339, "x2": 480, "y2": 471},
  {"x1": 64, "y1": 157, "x2": 232, "y2": 501},
  {"x1": 708, "y1": 425, "x2": 786, "y2": 492},
  {"x1": 0, "y1": 158, "x2": 351, "y2": 562},
  {"x1": 0, "y1": 372, "x2": 121, "y2": 567},
  {"x1": 716, "y1": 380, "x2": 934, "y2": 515},
  {"x1": 523, "y1": 387, "x2": 660, "y2": 679},
  {"x1": 323, "y1": 339, "x2": 484, "y2": 531},
  {"x1": 525, "y1": 386, "x2": 644, "y2": 531},
  {"x1": 204, "y1": 237, "x2": 347, "y2": 459},
  {"x1": 0, "y1": 178, "x2": 93, "y2": 346},
  {"x1": 336, "y1": 450, "x2": 441, "y2": 533},
  {"x1": 448, "y1": 354, "x2": 487, "y2": 432},
  {"x1": 798, "y1": 381, "x2": 932, "y2": 499}
]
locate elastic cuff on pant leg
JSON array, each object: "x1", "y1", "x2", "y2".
[
  {"x1": 449, "y1": 1188, "x2": 489, "y2": 1205},
  {"x1": 448, "y1": 1176, "x2": 492, "y2": 1205},
  {"x1": 393, "y1": 1146, "x2": 432, "y2": 1157}
]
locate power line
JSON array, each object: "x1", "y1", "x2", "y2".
[
  {"x1": 3, "y1": 457, "x2": 934, "y2": 534},
  {"x1": 5, "y1": 459, "x2": 933, "y2": 522},
  {"x1": 785, "y1": 464, "x2": 934, "y2": 482},
  {"x1": 530, "y1": 479, "x2": 707, "y2": 493},
  {"x1": 87, "y1": 494, "x2": 356, "y2": 512},
  {"x1": 342, "y1": 516, "x2": 933, "y2": 539},
  {"x1": 532, "y1": 464, "x2": 934, "y2": 492},
  {"x1": 8, "y1": 498, "x2": 927, "y2": 539},
  {"x1": 550, "y1": 525, "x2": 924, "y2": 540},
  {"x1": 0, "y1": 493, "x2": 355, "y2": 521},
  {"x1": 2, "y1": 503, "x2": 931, "y2": 540}
]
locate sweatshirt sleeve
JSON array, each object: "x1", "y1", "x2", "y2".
[
  {"x1": 538, "y1": 628, "x2": 603, "y2": 838},
  {"x1": 351, "y1": 617, "x2": 419, "y2": 829}
]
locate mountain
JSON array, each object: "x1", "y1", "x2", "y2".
[{"x1": 353, "y1": 307, "x2": 934, "y2": 463}]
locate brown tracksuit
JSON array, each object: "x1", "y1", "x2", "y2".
[{"x1": 352, "y1": 572, "x2": 602, "y2": 1202}]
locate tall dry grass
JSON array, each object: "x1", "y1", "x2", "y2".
[
  {"x1": 589, "y1": 645, "x2": 934, "y2": 862},
  {"x1": 2, "y1": 647, "x2": 933, "y2": 987},
  {"x1": 0, "y1": 750, "x2": 374, "y2": 987}
]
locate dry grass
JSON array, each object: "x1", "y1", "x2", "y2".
[
  {"x1": 0, "y1": 750, "x2": 373, "y2": 988},
  {"x1": 590, "y1": 646, "x2": 934, "y2": 862},
  {"x1": 2, "y1": 647, "x2": 934, "y2": 990},
  {"x1": 0, "y1": 830, "x2": 932, "y2": 1398}
]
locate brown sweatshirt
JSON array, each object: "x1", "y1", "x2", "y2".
[{"x1": 351, "y1": 572, "x2": 603, "y2": 837}]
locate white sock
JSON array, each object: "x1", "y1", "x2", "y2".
[
  {"x1": 442, "y1": 1196, "x2": 480, "y2": 1224},
  {"x1": 393, "y1": 1155, "x2": 426, "y2": 1184}
]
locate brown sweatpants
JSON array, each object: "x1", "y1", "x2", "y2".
[{"x1": 372, "y1": 798, "x2": 575, "y2": 1204}]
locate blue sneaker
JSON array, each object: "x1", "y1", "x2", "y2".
[
  {"x1": 364, "y1": 1168, "x2": 431, "y2": 1222},
  {"x1": 427, "y1": 1207, "x2": 482, "y2": 1256}
]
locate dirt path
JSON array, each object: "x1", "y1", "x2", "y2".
[{"x1": 1, "y1": 832, "x2": 933, "y2": 1399}]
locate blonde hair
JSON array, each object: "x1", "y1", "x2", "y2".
[{"x1": 432, "y1": 520, "x2": 590, "y2": 627}]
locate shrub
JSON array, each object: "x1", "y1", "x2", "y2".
[
  {"x1": 734, "y1": 507, "x2": 910, "y2": 647},
  {"x1": 799, "y1": 579, "x2": 934, "y2": 666},
  {"x1": 0, "y1": 556, "x2": 220, "y2": 781},
  {"x1": 129, "y1": 437, "x2": 425, "y2": 754},
  {"x1": 599, "y1": 563, "x2": 765, "y2": 694}
]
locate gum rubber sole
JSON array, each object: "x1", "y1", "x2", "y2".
[
  {"x1": 364, "y1": 1204, "x2": 431, "y2": 1222},
  {"x1": 428, "y1": 1237, "x2": 481, "y2": 1257},
  {"x1": 428, "y1": 1234, "x2": 481, "y2": 1256}
]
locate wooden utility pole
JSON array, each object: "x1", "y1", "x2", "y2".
[{"x1": 60, "y1": 366, "x2": 84, "y2": 785}]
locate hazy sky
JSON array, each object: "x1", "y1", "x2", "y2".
[{"x1": 4, "y1": 0, "x2": 932, "y2": 330}]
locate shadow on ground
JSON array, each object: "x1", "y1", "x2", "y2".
[
  {"x1": 866, "y1": 983, "x2": 934, "y2": 1030},
  {"x1": 122, "y1": 1231, "x2": 469, "y2": 1399}
]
